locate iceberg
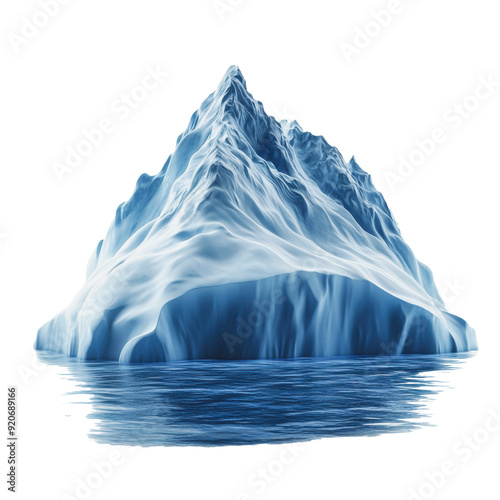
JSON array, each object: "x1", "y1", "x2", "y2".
[{"x1": 35, "y1": 66, "x2": 477, "y2": 362}]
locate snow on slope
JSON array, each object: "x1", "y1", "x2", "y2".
[{"x1": 35, "y1": 66, "x2": 477, "y2": 362}]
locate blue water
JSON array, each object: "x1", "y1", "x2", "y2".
[{"x1": 37, "y1": 352, "x2": 473, "y2": 447}]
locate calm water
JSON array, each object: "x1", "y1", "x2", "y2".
[{"x1": 37, "y1": 352, "x2": 473, "y2": 447}]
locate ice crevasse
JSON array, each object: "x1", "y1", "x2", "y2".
[{"x1": 35, "y1": 66, "x2": 477, "y2": 362}]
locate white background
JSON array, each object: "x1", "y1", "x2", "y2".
[{"x1": 1, "y1": 1, "x2": 499, "y2": 499}]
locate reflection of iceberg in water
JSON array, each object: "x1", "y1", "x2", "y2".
[{"x1": 38, "y1": 352, "x2": 473, "y2": 446}]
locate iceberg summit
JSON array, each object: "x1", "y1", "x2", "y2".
[{"x1": 36, "y1": 66, "x2": 477, "y2": 362}]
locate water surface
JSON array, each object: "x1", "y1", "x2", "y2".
[{"x1": 37, "y1": 352, "x2": 473, "y2": 446}]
